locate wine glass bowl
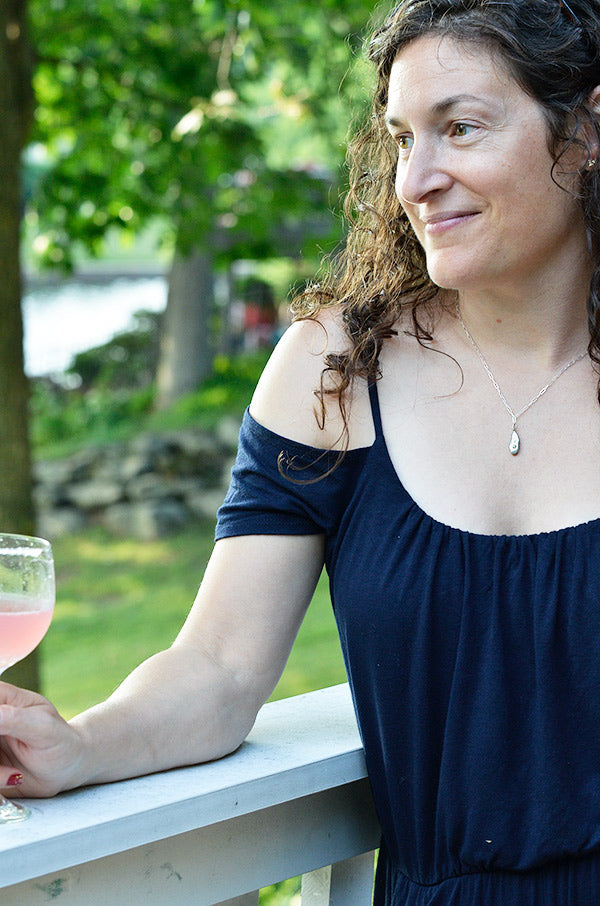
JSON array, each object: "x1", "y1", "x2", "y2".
[{"x1": 0, "y1": 533, "x2": 55, "y2": 823}]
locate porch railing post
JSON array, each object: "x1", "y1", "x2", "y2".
[
  {"x1": 328, "y1": 851, "x2": 376, "y2": 905},
  {"x1": 301, "y1": 851, "x2": 376, "y2": 905},
  {"x1": 302, "y1": 865, "x2": 331, "y2": 904}
]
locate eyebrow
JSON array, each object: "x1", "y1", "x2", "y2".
[{"x1": 385, "y1": 94, "x2": 494, "y2": 129}]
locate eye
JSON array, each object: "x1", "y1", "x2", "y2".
[
  {"x1": 395, "y1": 134, "x2": 414, "y2": 154},
  {"x1": 452, "y1": 122, "x2": 476, "y2": 138}
]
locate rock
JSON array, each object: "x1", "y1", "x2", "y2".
[
  {"x1": 160, "y1": 434, "x2": 223, "y2": 480},
  {"x1": 102, "y1": 500, "x2": 189, "y2": 539},
  {"x1": 129, "y1": 433, "x2": 171, "y2": 457},
  {"x1": 126, "y1": 473, "x2": 182, "y2": 501},
  {"x1": 66, "y1": 447, "x2": 103, "y2": 482},
  {"x1": 187, "y1": 489, "x2": 227, "y2": 521},
  {"x1": 37, "y1": 507, "x2": 87, "y2": 539},
  {"x1": 177, "y1": 429, "x2": 221, "y2": 457},
  {"x1": 100, "y1": 503, "x2": 136, "y2": 537},
  {"x1": 117, "y1": 451, "x2": 156, "y2": 482},
  {"x1": 129, "y1": 434, "x2": 181, "y2": 473},
  {"x1": 66, "y1": 480, "x2": 124, "y2": 510},
  {"x1": 220, "y1": 456, "x2": 237, "y2": 487},
  {"x1": 33, "y1": 422, "x2": 241, "y2": 539},
  {"x1": 215, "y1": 416, "x2": 242, "y2": 451},
  {"x1": 33, "y1": 482, "x2": 70, "y2": 511},
  {"x1": 33, "y1": 459, "x2": 73, "y2": 486}
]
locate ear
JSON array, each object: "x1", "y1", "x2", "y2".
[
  {"x1": 589, "y1": 85, "x2": 600, "y2": 111},
  {"x1": 582, "y1": 85, "x2": 600, "y2": 168}
]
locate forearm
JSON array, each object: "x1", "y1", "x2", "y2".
[
  {"x1": 66, "y1": 642, "x2": 260, "y2": 790},
  {"x1": 0, "y1": 535, "x2": 322, "y2": 798}
]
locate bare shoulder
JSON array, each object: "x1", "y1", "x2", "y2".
[{"x1": 250, "y1": 306, "x2": 374, "y2": 450}]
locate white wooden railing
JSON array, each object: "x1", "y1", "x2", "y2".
[{"x1": 0, "y1": 684, "x2": 381, "y2": 904}]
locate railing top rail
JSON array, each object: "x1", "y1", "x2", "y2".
[{"x1": 0, "y1": 684, "x2": 368, "y2": 888}]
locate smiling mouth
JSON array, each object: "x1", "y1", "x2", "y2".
[{"x1": 422, "y1": 212, "x2": 480, "y2": 235}]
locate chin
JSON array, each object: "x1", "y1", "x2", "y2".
[
  {"x1": 426, "y1": 266, "x2": 469, "y2": 291},
  {"x1": 425, "y1": 254, "x2": 490, "y2": 291}
]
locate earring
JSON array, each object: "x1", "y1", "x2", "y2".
[{"x1": 587, "y1": 159, "x2": 597, "y2": 169}]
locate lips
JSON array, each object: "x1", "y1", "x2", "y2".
[{"x1": 421, "y1": 210, "x2": 480, "y2": 235}]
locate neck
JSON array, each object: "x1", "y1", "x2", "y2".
[
  {"x1": 450, "y1": 235, "x2": 593, "y2": 369},
  {"x1": 453, "y1": 287, "x2": 590, "y2": 373}
]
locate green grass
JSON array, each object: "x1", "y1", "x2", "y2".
[{"x1": 43, "y1": 523, "x2": 346, "y2": 718}]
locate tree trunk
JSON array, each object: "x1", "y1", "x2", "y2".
[
  {"x1": 217, "y1": 266, "x2": 236, "y2": 356},
  {"x1": 0, "y1": 0, "x2": 39, "y2": 690},
  {"x1": 155, "y1": 247, "x2": 215, "y2": 410}
]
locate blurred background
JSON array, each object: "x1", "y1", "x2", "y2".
[{"x1": 1, "y1": 2, "x2": 379, "y2": 898}]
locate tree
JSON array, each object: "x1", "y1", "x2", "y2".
[
  {"x1": 0, "y1": 0, "x2": 38, "y2": 689},
  {"x1": 27, "y1": 0, "x2": 374, "y2": 405},
  {"x1": 156, "y1": 248, "x2": 214, "y2": 408}
]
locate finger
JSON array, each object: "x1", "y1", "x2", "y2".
[
  {"x1": 0, "y1": 680, "x2": 49, "y2": 708},
  {"x1": 0, "y1": 703, "x2": 62, "y2": 750},
  {"x1": 0, "y1": 768, "x2": 24, "y2": 790}
]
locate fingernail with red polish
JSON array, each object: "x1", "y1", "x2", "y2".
[{"x1": 6, "y1": 773, "x2": 23, "y2": 787}]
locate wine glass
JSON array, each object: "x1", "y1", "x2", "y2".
[{"x1": 0, "y1": 534, "x2": 55, "y2": 823}]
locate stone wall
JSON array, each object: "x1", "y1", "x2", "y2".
[{"x1": 34, "y1": 416, "x2": 241, "y2": 540}]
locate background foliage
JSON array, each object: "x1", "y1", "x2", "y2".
[{"x1": 28, "y1": 0, "x2": 375, "y2": 268}]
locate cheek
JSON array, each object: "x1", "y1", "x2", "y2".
[{"x1": 504, "y1": 169, "x2": 577, "y2": 230}]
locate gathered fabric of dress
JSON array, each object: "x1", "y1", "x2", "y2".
[{"x1": 216, "y1": 384, "x2": 600, "y2": 905}]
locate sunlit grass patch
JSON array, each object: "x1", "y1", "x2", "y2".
[{"x1": 43, "y1": 524, "x2": 346, "y2": 719}]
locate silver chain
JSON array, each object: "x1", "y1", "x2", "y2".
[{"x1": 455, "y1": 300, "x2": 588, "y2": 433}]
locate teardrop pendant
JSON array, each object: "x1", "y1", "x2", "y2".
[{"x1": 509, "y1": 429, "x2": 520, "y2": 456}]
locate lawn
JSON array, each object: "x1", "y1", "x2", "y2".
[{"x1": 43, "y1": 522, "x2": 346, "y2": 717}]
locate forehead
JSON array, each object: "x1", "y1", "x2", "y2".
[{"x1": 386, "y1": 34, "x2": 526, "y2": 120}]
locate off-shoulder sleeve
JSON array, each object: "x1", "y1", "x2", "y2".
[{"x1": 215, "y1": 408, "x2": 367, "y2": 540}]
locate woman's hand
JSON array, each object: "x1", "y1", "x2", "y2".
[{"x1": 0, "y1": 682, "x2": 84, "y2": 798}]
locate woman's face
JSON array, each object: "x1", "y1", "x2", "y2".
[{"x1": 386, "y1": 35, "x2": 588, "y2": 294}]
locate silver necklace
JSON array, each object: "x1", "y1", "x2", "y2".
[{"x1": 455, "y1": 301, "x2": 588, "y2": 455}]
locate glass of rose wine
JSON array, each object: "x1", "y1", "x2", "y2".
[{"x1": 0, "y1": 533, "x2": 55, "y2": 823}]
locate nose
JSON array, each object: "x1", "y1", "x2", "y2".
[{"x1": 396, "y1": 138, "x2": 453, "y2": 206}]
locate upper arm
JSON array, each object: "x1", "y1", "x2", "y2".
[
  {"x1": 174, "y1": 533, "x2": 325, "y2": 709},
  {"x1": 173, "y1": 310, "x2": 370, "y2": 714}
]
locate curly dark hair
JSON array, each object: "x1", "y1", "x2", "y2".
[{"x1": 292, "y1": 0, "x2": 600, "y2": 436}]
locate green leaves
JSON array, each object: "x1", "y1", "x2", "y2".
[{"x1": 27, "y1": 0, "x2": 375, "y2": 267}]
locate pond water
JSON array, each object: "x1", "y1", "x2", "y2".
[{"x1": 23, "y1": 275, "x2": 167, "y2": 377}]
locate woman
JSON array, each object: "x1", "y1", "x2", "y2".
[{"x1": 2, "y1": 0, "x2": 600, "y2": 902}]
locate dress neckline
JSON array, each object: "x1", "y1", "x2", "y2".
[
  {"x1": 245, "y1": 406, "x2": 600, "y2": 541},
  {"x1": 365, "y1": 381, "x2": 600, "y2": 541},
  {"x1": 372, "y1": 428, "x2": 600, "y2": 541}
]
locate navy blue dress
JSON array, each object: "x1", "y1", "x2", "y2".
[{"x1": 216, "y1": 387, "x2": 600, "y2": 904}]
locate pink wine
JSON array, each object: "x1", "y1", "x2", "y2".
[{"x1": 0, "y1": 598, "x2": 53, "y2": 672}]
